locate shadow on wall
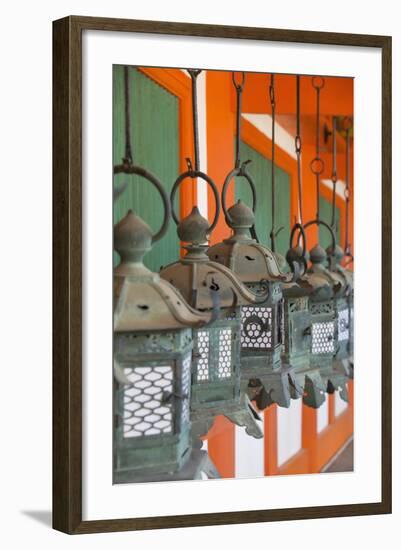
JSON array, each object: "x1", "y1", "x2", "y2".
[{"x1": 21, "y1": 510, "x2": 52, "y2": 528}]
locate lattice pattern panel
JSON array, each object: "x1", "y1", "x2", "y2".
[
  {"x1": 310, "y1": 302, "x2": 333, "y2": 315},
  {"x1": 311, "y1": 321, "x2": 335, "y2": 354},
  {"x1": 241, "y1": 306, "x2": 272, "y2": 350},
  {"x1": 338, "y1": 308, "x2": 350, "y2": 342},
  {"x1": 122, "y1": 365, "x2": 173, "y2": 438},
  {"x1": 218, "y1": 328, "x2": 232, "y2": 379},
  {"x1": 181, "y1": 355, "x2": 191, "y2": 425},
  {"x1": 196, "y1": 330, "x2": 210, "y2": 382}
]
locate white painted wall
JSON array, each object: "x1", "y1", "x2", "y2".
[
  {"x1": 235, "y1": 421, "x2": 265, "y2": 479},
  {"x1": 317, "y1": 399, "x2": 329, "y2": 433},
  {"x1": 335, "y1": 390, "x2": 349, "y2": 416},
  {"x1": 277, "y1": 398, "x2": 303, "y2": 466}
]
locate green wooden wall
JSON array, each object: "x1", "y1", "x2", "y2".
[
  {"x1": 113, "y1": 66, "x2": 180, "y2": 271},
  {"x1": 319, "y1": 196, "x2": 341, "y2": 250},
  {"x1": 235, "y1": 141, "x2": 291, "y2": 258}
]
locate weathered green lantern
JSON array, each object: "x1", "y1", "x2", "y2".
[
  {"x1": 279, "y1": 75, "x2": 327, "y2": 409},
  {"x1": 208, "y1": 180, "x2": 302, "y2": 409},
  {"x1": 160, "y1": 180, "x2": 264, "y2": 442},
  {"x1": 302, "y1": 222, "x2": 349, "y2": 402},
  {"x1": 326, "y1": 246, "x2": 353, "y2": 380},
  {"x1": 113, "y1": 168, "x2": 217, "y2": 483},
  {"x1": 326, "y1": 116, "x2": 354, "y2": 379},
  {"x1": 284, "y1": 238, "x2": 328, "y2": 408},
  {"x1": 206, "y1": 71, "x2": 301, "y2": 410},
  {"x1": 159, "y1": 68, "x2": 263, "y2": 444}
]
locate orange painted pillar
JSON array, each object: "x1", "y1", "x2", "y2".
[
  {"x1": 264, "y1": 406, "x2": 278, "y2": 475},
  {"x1": 204, "y1": 70, "x2": 236, "y2": 478}
]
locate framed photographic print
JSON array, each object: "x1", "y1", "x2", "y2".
[{"x1": 53, "y1": 15, "x2": 391, "y2": 534}]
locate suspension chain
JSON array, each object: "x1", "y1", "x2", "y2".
[
  {"x1": 123, "y1": 66, "x2": 133, "y2": 165},
  {"x1": 232, "y1": 72, "x2": 246, "y2": 169},
  {"x1": 330, "y1": 116, "x2": 338, "y2": 230},
  {"x1": 344, "y1": 117, "x2": 352, "y2": 257},
  {"x1": 310, "y1": 76, "x2": 325, "y2": 223},
  {"x1": 295, "y1": 75, "x2": 303, "y2": 226},
  {"x1": 187, "y1": 69, "x2": 202, "y2": 172},
  {"x1": 270, "y1": 74, "x2": 277, "y2": 252}
]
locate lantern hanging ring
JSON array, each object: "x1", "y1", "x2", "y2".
[
  {"x1": 232, "y1": 71, "x2": 246, "y2": 91},
  {"x1": 113, "y1": 163, "x2": 171, "y2": 243},
  {"x1": 298, "y1": 218, "x2": 337, "y2": 252},
  {"x1": 312, "y1": 76, "x2": 325, "y2": 90},
  {"x1": 222, "y1": 160, "x2": 257, "y2": 225},
  {"x1": 170, "y1": 170, "x2": 221, "y2": 232},
  {"x1": 290, "y1": 222, "x2": 308, "y2": 258}
]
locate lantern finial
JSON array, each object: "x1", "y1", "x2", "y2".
[
  {"x1": 177, "y1": 206, "x2": 209, "y2": 244},
  {"x1": 114, "y1": 209, "x2": 153, "y2": 275}
]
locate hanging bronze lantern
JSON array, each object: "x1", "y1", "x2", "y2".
[
  {"x1": 208, "y1": 182, "x2": 303, "y2": 409},
  {"x1": 326, "y1": 245, "x2": 353, "y2": 381},
  {"x1": 299, "y1": 221, "x2": 349, "y2": 402},
  {"x1": 280, "y1": 75, "x2": 327, "y2": 409},
  {"x1": 113, "y1": 169, "x2": 219, "y2": 482},
  {"x1": 285, "y1": 78, "x2": 350, "y2": 403},
  {"x1": 113, "y1": 66, "x2": 218, "y2": 482},
  {"x1": 207, "y1": 72, "x2": 302, "y2": 410},
  {"x1": 326, "y1": 116, "x2": 354, "y2": 379},
  {"x1": 160, "y1": 69, "x2": 263, "y2": 445},
  {"x1": 160, "y1": 184, "x2": 264, "y2": 442},
  {"x1": 284, "y1": 231, "x2": 327, "y2": 409}
]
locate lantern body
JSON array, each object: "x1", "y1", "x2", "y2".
[
  {"x1": 160, "y1": 205, "x2": 264, "y2": 439},
  {"x1": 208, "y1": 201, "x2": 301, "y2": 409},
  {"x1": 114, "y1": 329, "x2": 192, "y2": 483},
  {"x1": 161, "y1": 251, "x2": 263, "y2": 439},
  {"x1": 326, "y1": 247, "x2": 354, "y2": 381},
  {"x1": 307, "y1": 245, "x2": 349, "y2": 402},
  {"x1": 113, "y1": 210, "x2": 212, "y2": 482},
  {"x1": 191, "y1": 313, "x2": 241, "y2": 413}
]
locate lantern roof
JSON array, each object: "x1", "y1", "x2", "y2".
[
  {"x1": 326, "y1": 245, "x2": 354, "y2": 293},
  {"x1": 207, "y1": 200, "x2": 287, "y2": 285},
  {"x1": 306, "y1": 244, "x2": 346, "y2": 300},
  {"x1": 160, "y1": 205, "x2": 261, "y2": 310},
  {"x1": 114, "y1": 209, "x2": 211, "y2": 331}
]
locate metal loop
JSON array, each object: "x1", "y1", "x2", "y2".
[
  {"x1": 302, "y1": 218, "x2": 337, "y2": 252},
  {"x1": 222, "y1": 163, "x2": 257, "y2": 224},
  {"x1": 312, "y1": 76, "x2": 325, "y2": 89},
  {"x1": 113, "y1": 162, "x2": 170, "y2": 243},
  {"x1": 310, "y1": 157, "x2": 325, "y2": 175},
  {"x1": 269, "y1": 84, "x2": 275, "y2": 106},
  {"x1": 232, "y1": 71, "x2": 246, "y2": 91},
  {"x1": 344, "y1": 188, "x2": 350, "y2": 200},
  {"x1": 170, "y1": 170, "x2": 220, "y2": 233},
  {"x1": 290, "y1": 222, "x2": 307, "y2": 258},
  {"x1": 295, "y1": 135, "x2": 302, "y2": 154}
]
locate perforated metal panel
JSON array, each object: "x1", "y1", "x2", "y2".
[
  {"x1": 194, "y1": 325, "x2": 236, "y2": 383},
  {"x1": 338, "y1": 308, "x2": 350, "y2": 342},
  {"x1": 241, "y1": 306, "x2": 272, "y2": 349},
  {"x1": 181, "y1": 355, "x2": 191, "y2": 425},
  {"x1": 218, "y1": 328, "x2": 232, "y2": 378},
  {"x1": 311, "y1": 322, "x2": 335, "y2": 354},
  {"x1": 122, "y1": 365, "x2": 173, "y2": 438},
  {"x1": 196, "y1": 331, "x2": 210, "y2": 382}
]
